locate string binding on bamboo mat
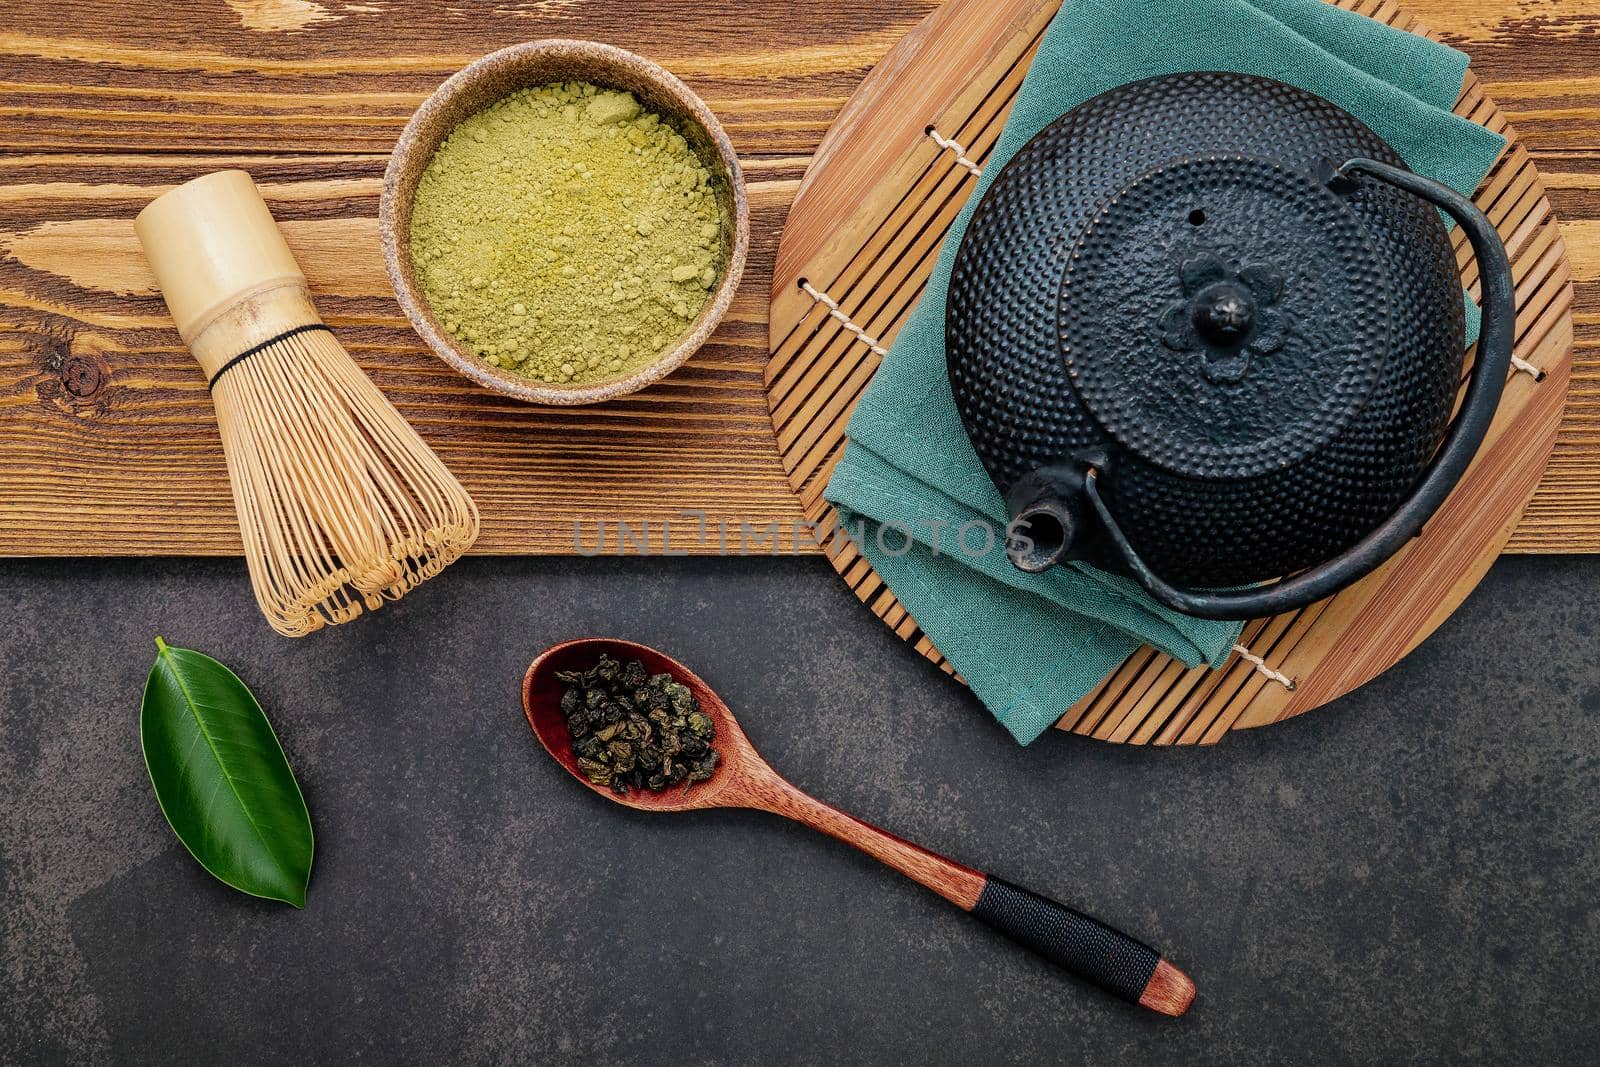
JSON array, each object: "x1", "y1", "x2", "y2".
[
  {"x1": 798, "y1": 279, "x2": 888, "y2": 356},
  {"x1": 1231, "y1": 644, "x2": 1296, "y2": 690},
  {"x1": 925, "y1": 125, "x2": 984, "y2": 178},
  {"x1": 1510, "y1": 352, "x2": 1545, "y2": 380}
]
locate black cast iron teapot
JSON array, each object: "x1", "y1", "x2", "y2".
[{"x1": 947, "y1": 72, "x2": 1514, "y2": 621}]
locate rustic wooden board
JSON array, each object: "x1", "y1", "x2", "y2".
[
  {"x1": 0, "y1": 0, "x2": 1596, "y2": 556},
  {"x1": 764, "y1": 0, "x2": 1574, "y2": 743}
]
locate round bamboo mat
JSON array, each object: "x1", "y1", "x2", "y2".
[{"x1": 764, "y1": 0, "x2": 1573, "y2": 745}]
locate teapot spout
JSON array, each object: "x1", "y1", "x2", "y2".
[{"x1": 1004, "y1": 463, "x2": 1094, "y2": 574}]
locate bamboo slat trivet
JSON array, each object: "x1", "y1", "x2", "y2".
[{"x1": 764, "y1": 0, "x2": 1575, "y2": 744}]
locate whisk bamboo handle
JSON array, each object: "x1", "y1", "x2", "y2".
[{"x1": 134, "y1": 170, "x2": 318, "y2": 375}]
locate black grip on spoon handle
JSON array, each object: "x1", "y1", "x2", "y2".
[{"x1": 971, "y1": 876, "x2": 1195, "y2": 1016}]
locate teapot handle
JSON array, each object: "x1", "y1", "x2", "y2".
[{"x1": 1088, "y1": 157, "x2": 1517, "y2": 621}]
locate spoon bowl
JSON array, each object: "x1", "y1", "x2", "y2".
[
  {"x1": 523, "y1": 637, "x2": 758, "y2": 812},
  {"x1": 521, "y1": 637, "x2": 1196, "y2": 1017}
]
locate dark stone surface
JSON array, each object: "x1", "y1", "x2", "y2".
[{"x1": 1, "y1": 554, "x2": 1596, "y2": 1064}]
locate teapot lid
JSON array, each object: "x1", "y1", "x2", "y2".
[{"x1": 1057, "y1": 153, "x2": 1390, "y2": 479}]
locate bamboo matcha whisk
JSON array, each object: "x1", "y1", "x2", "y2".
[{"x1": 136, "y1": 170, "x2": 479, "y2": 637}]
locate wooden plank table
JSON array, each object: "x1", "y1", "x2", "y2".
[{"x1": 1, "y1": 0, "x2": 1596, "y2": 556}]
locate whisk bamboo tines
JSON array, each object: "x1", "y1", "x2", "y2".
[{"x1": 135, "y1": 170, "x2": 479, "y2": 636}]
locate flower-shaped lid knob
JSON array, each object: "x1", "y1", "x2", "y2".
[{"x1": 1158, "y1": 253, "x2": 1286, "y2": 383}]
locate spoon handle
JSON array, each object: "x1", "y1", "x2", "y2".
[{"x1": 749, "y1": 775, "x2": 1194, "y2": 1017}]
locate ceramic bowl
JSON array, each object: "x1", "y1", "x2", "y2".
[{"x1": 380, "y1": 39, "x2": 749, "y2": 406}]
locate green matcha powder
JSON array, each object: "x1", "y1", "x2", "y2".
[{"x1": 409, "y1": 81, "x2": 724, "y2": 385}]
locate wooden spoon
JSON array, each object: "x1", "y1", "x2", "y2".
[{"x1": 523, "y1": 638, "x2": 1196, "y2": 1017}]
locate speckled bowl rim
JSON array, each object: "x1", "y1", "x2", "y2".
[{"x1": 380, "y1": 39, "x2": 750, "y2": 406}]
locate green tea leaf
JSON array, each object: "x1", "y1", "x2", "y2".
[{"x1": 140, "y1": 637, "x2": 313, "y2": 907}]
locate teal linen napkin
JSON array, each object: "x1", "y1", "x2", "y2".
[{"x1": 824, "y1": 0, "x2": 1507, "y2": 744}]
